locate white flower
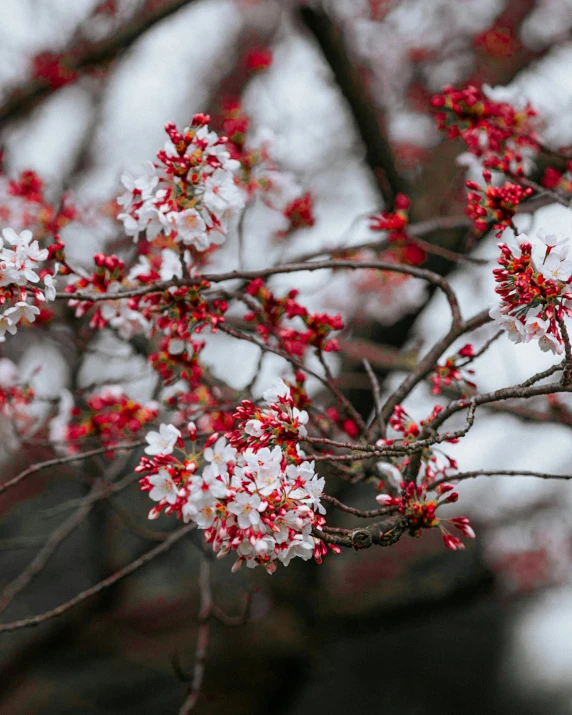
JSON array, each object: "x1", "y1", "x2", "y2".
[
  {"x1": 43, "y1": 273, "x2": 57, "y2": 301},
  {"x1": 538, "y1": 252, "x2": 572, "y2": 283},
  {"x1": 159, "y1": 249, "x2": 183, "y2": 281},
  {"x1": 262, "y1": 378, "x2": 290, "y2": 404},
  {"x1": 376, "y1": 461, "x2": 402, "y2": 488},
  {"x1": 489, "y1": 306, "x2": 526, "y2": 344},
  {"x1": 2, "y1": 227, "x2": 33, "y2": 248},
  {"x1": 4, "y1": 301, "x2": 40, "y2": 324},
  {"x1": 525, "y1": 314, "x2": 549, "y2": 341},
  {"x1": 244, "y1": 419, "x2": 264, "y2": 437},
  {"x1": 144, "y1": 423, "x2": 181, "y2": 455},
  {"x1": 148, "y1": 469, "x2": 178, "y2": 504},
  {"x1": 293, "y1": 407, "x2": 309, "y2": 437},
  {"x1": 201, "y1": 168, "x2": 244, "y2": 220},
  {"x1": 538, "y1": 332, "x2": 564, "y2": 354},
  {"x1": 0, "y1": 313, "x2": 17, "y2": 342},
  {"x1": 227, "y1": 491, "x2": 264, "y2": 529},
  {"x1": 203, "y1": 436, "x2": 237, "y2": 478},
  {"x1": 536, "y1": 228, "x2": 570, "y2": 254},
  {"x1": 170, "y1": 208, "x2": 207, "y2": 248}
]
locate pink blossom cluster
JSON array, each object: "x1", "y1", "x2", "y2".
[
  {"x1": 376, "y1": 480, "x2": 476, "y2": 552},
  {"x1": 0, "y1": 228, "x2": 55, "y2": 342},
  {"x1": 137, "y1": 415, "x2": 328, "y2": 573},
  {"x1": 490, "y1": 229, "x2": 572, "y2": 354},
  {"x1": 227, "y1": 378, "x2": 309, "y2": 459},
  {"x1": 117, "y1": 114, "x2": 245, "y2": 255}
]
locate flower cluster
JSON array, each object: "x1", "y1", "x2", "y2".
[
  {"x1": 376, "y1": 480, "x2": 475, "y2": 551},
  {"x1": 465, "y1": 175, "x2": 532, "y2": 236},
  {"x1": 0, "y1": 358, "x2": 35, "y2": 444},
  {"x1": 219, "y1": 100, "x2": 315, "y2": 235},
  {"x1": 490, "y1": 230, "x2": 572, "y2": 354},
  {"x1": 244, "y1": 278, "x2": 343, "y2": 356},
  {"x1": 431, "y1": 344, "x2": 476, "y2": 396},
  {"x1": 0, "y1": 228, "x2": 56, "y2": 342},
  {"x1": 369, "y1": 193, "x2": 411, "y2": 238},
  {"x1": 117, "y1": 114, "x2": 245, "y2": 254},
  {"x1": 431, "y1": 84, "x2": 538, "y2": 175},
  {"x1": 228, "y1": 378, "x2": 309, "y2": 459},
  {"x1": 61, "y1": 386, "x2": 159, "y2": 454},
  {"x1": 542, "y1": 162, "x2": 572, "y2": 194},
  {"x1": 138, "y1": 415, "x2": 328, "y2": 573},
  {"x1": 65, "y1": 253, "x2": 149, "y2": 339},
  {"x1": 368, "y1": 195, "x2": 426, "y2": 266}
]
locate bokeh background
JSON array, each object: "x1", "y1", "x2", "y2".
[{"x1": 1, "y1": 0, "x2": 572, "y2": 713}]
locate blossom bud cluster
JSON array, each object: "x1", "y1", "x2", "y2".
[
  {"x1": 465, "y1": 176, "x2": 532, "y2": 236},
  {"x1": 220, "y1": 101, "x2": 315, "y2": 237},
  {"x1": 138, "y1": 383, "x2": 328, "y2": 572},
  {"x1": 375, "y1": 480, "x2": 475, "y2": 551},
  {"x1": 117, "y1": 114, "x2": 245, "y2": 254},
  {"x1": 431, "y1": 84, "x2": 538, "y2": 175},
  {"x1": 490, "y1": 230, "x2": 572, "y2": 354},
  {"x1": 368, "y1": 194, "x2": 426, "y2": 266},
  {"x1": 0, "y1": 228, "x2": 56, "y2": 342},
  {"x1": 227, "y1": 378, "x2": 310, "y2": 460},
  {"x1": 244, "y1": 278, "x2": 343, "y2": 356},
  {"x1": 0, "y1": 169, "x2": 75, "y2": 240},
  {"x1": 57, "y1": 385, "x2": 159, "y2": 455},
  {"x1": 431, "y1": 344, "x2": 476, "y2": 396}
]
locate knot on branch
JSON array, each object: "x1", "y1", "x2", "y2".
[{"x1": 350, "y1": 519, "x2": 407, "y2": 550}]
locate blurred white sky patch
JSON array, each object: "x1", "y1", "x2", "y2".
[
  {"x1": 486, "y1": 41, "x2": 572, "y2": 148},
  {"x1": 2, "y1": 85, "x2": 96, "y2": 188},
  {"x1": 0, "y1": 0, "x2": 99, "y2": 93},
  {"x1": 505, "y1": 587, "x2": 572, "y2": 707},
  {"x1": 520, "y1": 0, "x2": 572, "y2": 50},
  {"x1": 79, "y1": 0, "x2": 243, "y2": 201}
]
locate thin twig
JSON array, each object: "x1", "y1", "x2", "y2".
[{"x1": 0, "y1": 524, "x2": 195, "y2": 633}]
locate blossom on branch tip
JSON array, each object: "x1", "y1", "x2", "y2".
[{"x1": 144, "y1": 423, "x2": 182, "y2": 455}]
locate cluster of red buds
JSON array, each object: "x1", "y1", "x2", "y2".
[
  {"x1": 278, "y1": 192, "x2": 316, "y2": 237},
  {"x1": 465, "y1": 172, "x2": 532, "y2": 236},
  {"x1": 542, "y1": 161, "x2": 572, "y2": 194},
  {"x1": 376, "y1": 480, "x2": 475, "y2": 551},
  {"x1": 431, "y1": 344, "x2": 476, "y2": 396},
  {"x1": 0, "y1": 169, "x2": 75, "y2": 241},
  {"x1": 431, "y1": 84, "x2": 538, "y2": 175},
  {"x1": 369, "y1": 193, "x2": 410, "y2": 238},
  {"x1": 227, "y1": 378, "x2": 309, "y2": 460},
  {"x1": 244, "y1": 278, "x2": 343, "y2": 356},
  {"x1": 491, "y1": 232, "x2": 572, "y2": 353},
  {"x1": 31, "y1": 51, "x2": 79, "y2": 90},
  {"x1": 64, "y1": 386, "x2": 159, "y2": 455},
  {"x1": 244, "y1": 46, "x2": 273, "y2": 74}
]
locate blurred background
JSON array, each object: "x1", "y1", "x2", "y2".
[{"x1": 1, "y1": 0, "x2": 572, "y2": 713}]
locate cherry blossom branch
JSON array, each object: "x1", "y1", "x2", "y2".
[
  {"x1": 381, "y1": 308, "x2": 492, "y2": 427},
  {"x1": 0, "y1": 523, "x2": 196, "y2": 633},
  {"x1": 313, "y1": 517, "x2": 407, "y2": 549},
  {"x1": 430, "y1": 381, "x2": 572, "y2": 434},
  {"x1": 56, "y1": 258, "x2": 463, "y2": 325},
  {"x1": 432, "y1": 468, "x2": 572, "y2": 490},
  {"x1": 321, "y1": 493, "x2": 394, "y2": 519}
]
